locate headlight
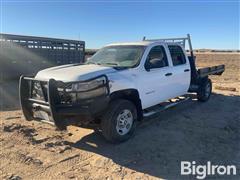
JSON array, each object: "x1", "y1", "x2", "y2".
[
  {"x1": 58, "y1": 76, "x2": 108, "y2": 104},
  {"x1": 66, "y1": 76, "x2": 107, "y2": 92}
]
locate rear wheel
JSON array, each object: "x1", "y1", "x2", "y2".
[
  {"x1": 197, "y1": 78, "x2": 212, "y2": 102},
  {"x1": 101, "y1": 99, "x2": 137, "y2": 143}
]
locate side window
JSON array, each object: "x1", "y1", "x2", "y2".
[
  {"x1": 168, "y1": 45, "x2": 186, "y2": 66},
  {"x1": 145, "y1": 46, "x2": 168, "y2": 69}
]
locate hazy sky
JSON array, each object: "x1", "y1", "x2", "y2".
[{"x1": 1, "y1": 1, "x2": 239, "y2": 49}]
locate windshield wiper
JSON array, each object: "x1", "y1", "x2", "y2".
[
  {"x1": 103, "y1": 62, "x2": 119, "y2": 66},
  {"x1": 87, "y1": 62, "x2": 127, "y2": 70},
  {"x1": 112, "y1": 66, "x2": 128, "y2": 70},
  {"x1": 101, "y1": 62, "x2": 129, "y2": 70},
  {"x1": 86, "y1": 62, "x2": 102, "y2": 65}
]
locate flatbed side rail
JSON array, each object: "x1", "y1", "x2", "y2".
[{"x1": 198, "y1": 65, "x2": 225, "y2": 78}]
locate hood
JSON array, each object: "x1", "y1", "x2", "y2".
[{"x1": 35, "y1": 64, "x2": 116, "y2": 82}]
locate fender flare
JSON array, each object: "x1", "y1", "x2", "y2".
[{"x1": 110, "y1": 89, "x2": 143, "y2": 120}]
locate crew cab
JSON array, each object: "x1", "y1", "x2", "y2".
[{"x1": 19, "y1": 34, "x2": 225, "y2": 143}]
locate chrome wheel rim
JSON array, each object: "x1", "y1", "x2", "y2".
[
  {"x1": 116, "y1": 109, "x2": 133, "y2": 136},
  {"x1": 205, "y1": 83, "x2": 211, "y2": 97}
]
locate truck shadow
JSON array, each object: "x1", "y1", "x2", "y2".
[{"x1": 66, "y1": 93, "x2": 240, "y2": 179}]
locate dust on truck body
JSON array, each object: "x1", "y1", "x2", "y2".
[
  {"x1": 0, "y1": 33, "x2": 85, "y2": 80},
  {"x1": 19, "y1": 34, "x2": 225, "y2": 143}
]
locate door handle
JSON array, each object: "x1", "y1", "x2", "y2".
[
  {"x1": 184, "y1": 69, "x2": 190, "y2": 72},
  {"x1": 165, "y1": 73, "x2": 172, "y2": 76}
]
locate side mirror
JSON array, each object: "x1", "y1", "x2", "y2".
[
  {"x1": 145, "y1": 62, "x2": 151, "y2": 72},
  {"x1": 145, "y1": 58, "x2": 164, "y2": 71}
]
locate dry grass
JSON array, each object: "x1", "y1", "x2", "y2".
[{"x1": 195, "y1": 53, "x2": 239, "y2": 84}]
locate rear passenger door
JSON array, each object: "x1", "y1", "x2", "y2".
[{"x1": 168, "y1": 45, "x2": 191, "y2": 96}]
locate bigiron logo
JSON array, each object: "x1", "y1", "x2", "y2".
[{"x1": 181, "y1": 161, "x2": 237, "y2": 179}]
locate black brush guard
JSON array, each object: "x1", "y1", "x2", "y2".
[{"x1": 19, "y1": 75, "x2": 110, "y2": 130}]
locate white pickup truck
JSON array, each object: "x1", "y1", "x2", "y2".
[{"x1": 20, "y1": 34, "x2": 225, "y2": 143}]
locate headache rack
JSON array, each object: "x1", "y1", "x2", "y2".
[
  {"x1": 142, "y1": 34, "x2": 225, "y2": 88},
  {"x1": 142, "y1": 33, "x2": 194, "y2": 59}
]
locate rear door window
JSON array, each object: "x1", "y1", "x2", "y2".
[{"x1": 168, "y1": 45, "x2": 186, "y2": 66}]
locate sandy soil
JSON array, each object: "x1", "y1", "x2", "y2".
[{"x1": 0, "y1": 53, "x2": 240, "y2": 179}]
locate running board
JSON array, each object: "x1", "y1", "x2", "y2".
[
  {"x1": 143, "y1": 97, "x2": 190, "y2": 117},
  {"x1": 41, "y1": 119, "x2": 55, "y2": 126}
]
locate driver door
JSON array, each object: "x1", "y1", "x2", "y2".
[{"x1": 137, "y1": 45, "x2": 174, "y2": 109}]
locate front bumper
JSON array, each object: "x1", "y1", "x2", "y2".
[{"x1": 19, "y1": 75, "x2": 110, "y2": 129}]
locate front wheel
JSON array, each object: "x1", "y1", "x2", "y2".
[
  {"x1": 101, "y1": 99, "x2": 137, "y2": 143},
  {"x1": 197, "y1": 78, "x2": 212, "y2": 102}
]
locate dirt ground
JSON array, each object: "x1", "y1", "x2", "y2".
[{"x1": 0, "y1": 53, "x2": 240, "y2": 179}]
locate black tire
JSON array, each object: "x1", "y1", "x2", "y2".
[
  {"x1": 101, "y1": 99, "x2": 137, "y2": 143},
  {"x1": 54, "y1": 120, "x2": 67, "y2": 131},
  {"x1": 197, "y1": 78, "x2": 212, "y2": 102}
]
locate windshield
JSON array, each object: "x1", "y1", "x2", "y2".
[{"x1": 87, "y1": 45, "x2": 145, "y2": 68}]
